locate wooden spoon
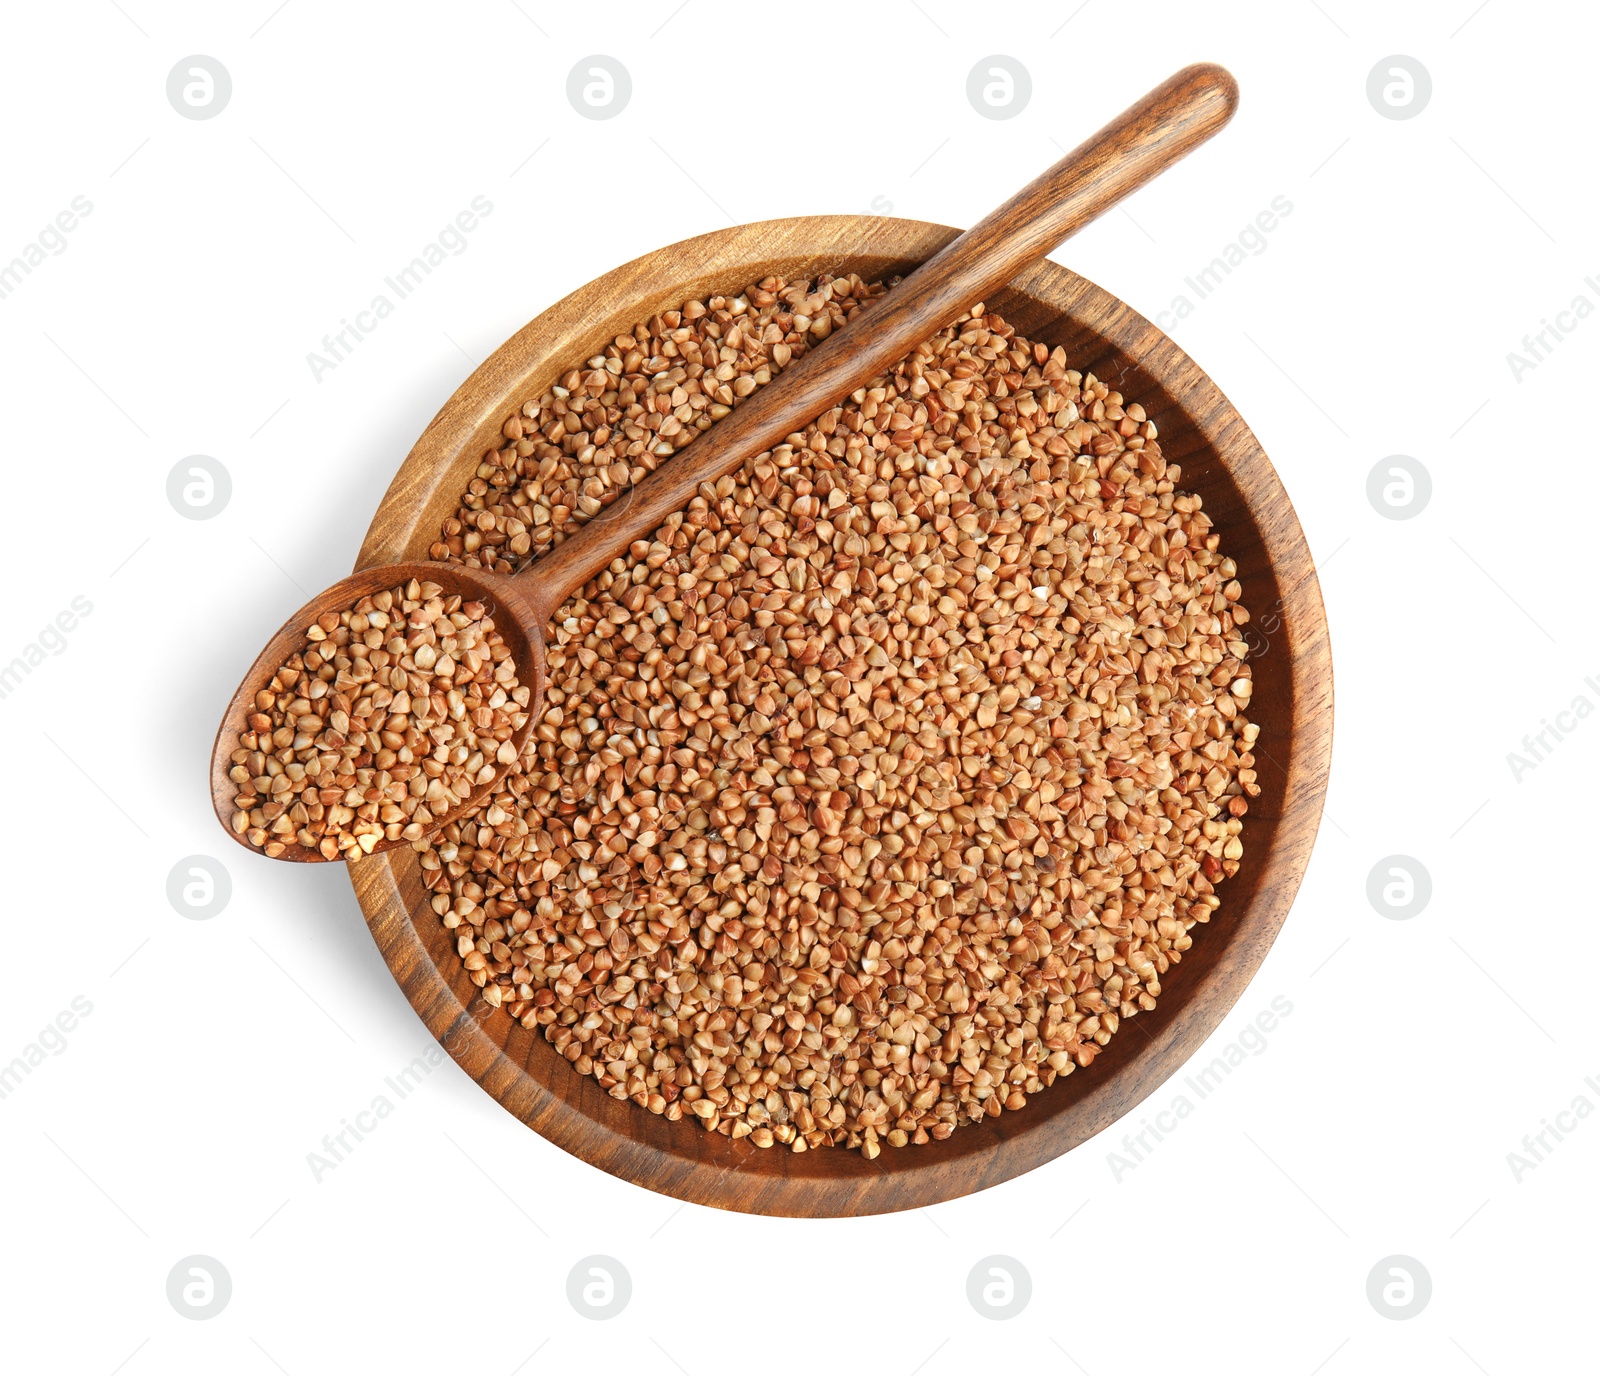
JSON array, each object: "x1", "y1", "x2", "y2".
[{"x1": 211, "y1": 62, "x2": 1239, "y2": 861}]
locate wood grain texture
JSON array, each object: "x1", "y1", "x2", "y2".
[{"x1": 347, "y1": 214, "x2": 1333, "y2": 1216}]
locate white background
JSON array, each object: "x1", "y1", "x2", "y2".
[{"x1": 1, "y1": 1, "x2": 1593, "y2": 1371}]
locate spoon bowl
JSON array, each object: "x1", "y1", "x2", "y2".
[{"x1": 208, "y1": 562, "x2": 548, "y2": 861}]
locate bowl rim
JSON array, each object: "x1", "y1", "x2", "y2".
[{"x1": 347, "y1": 213, "x2": 1333, "y2": 1216}]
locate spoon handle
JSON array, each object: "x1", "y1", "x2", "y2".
[{"x1": 522, "y1": 62, "x2": 1238, "y2": 626}]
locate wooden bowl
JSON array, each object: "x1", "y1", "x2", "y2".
[{"x1": 349, "y1": 215, "x2": 1333, "y2": 1216}]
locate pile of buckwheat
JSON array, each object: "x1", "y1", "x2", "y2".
[
  {"x1": 227, "y1": 580, "x2": 529, "y2": 859},
  {"x1": 416, "y1": 274, "x2": 1259, "y2": 1157}
]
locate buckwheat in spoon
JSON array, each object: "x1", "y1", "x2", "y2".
[{"x1": 211, "y1": 63, "x2": 1240, "y2": 863}]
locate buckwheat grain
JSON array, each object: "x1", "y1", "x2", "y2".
[
  {"x1": 417, "y1": 276, "x2": 1258, "y2": 1154},
  {"x1": 229, "y1": 580, "x2": 529, "y2": 859}
]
